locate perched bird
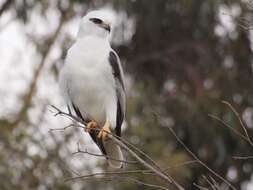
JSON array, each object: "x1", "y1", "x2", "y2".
[{"x1": 59, "y1": 10, "x2": 126, "y2": 168}]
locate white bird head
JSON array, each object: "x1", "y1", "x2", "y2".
[{"x1": 77, "y1": 9, "x2": 115, "y2": 39}]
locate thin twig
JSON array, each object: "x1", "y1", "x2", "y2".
[
  {"x1": 163, "y1": 160, "x2": 198, "y2": 172},
  {"x1": 49, "y1": 124, "x2": 77, "y2": 132},
  {"x1": 66, "y1": 166, "x2": 81, "y2": 177},
  {"x1": 115, "y1": 176, "x2": 170, "y2": 190},
  {"x1": 67, "y1": 175, "x2": 170, "y2": 190},
  {"x1": 52, "y1": 105, "x2": 167, "y2": 172},
  {"x1": 232, "y1": 155, "x2": 253, "y2": 160},
  {"x1": 66, "y1": 160, "x2": 198, "y2": 182},
  {"x1": 208, "y1": 114, "x2": 250, "y2": 142},
  {"x1": 209, "y1": 175, "x2": 221, "y2": 190},
  {"x1": 72, "y1": 147, "x2": 138, "y2": 165},
  {"x1": 166, "y1": 126, "x2": 237, "y2": 190},
  {"x1": 50, "y1": 105, "x2": 85, "y2": 125},
  {"x1": 119, "y1": 136, "x2": 164, "y2": 171},
  {"x1": 109, "y1": 135, "x2": 185, "y2": 190},
  {"x1": 202, "y1": 175, "x2": 220, "y2": 190},
  {"x1": 193, "y1": 183, "x2": 209, "y2": 190},
  {"x1": 222, "y1": 100, "x2": 253, "y2": 146},
  {"x1": 65, "y1": 170, "x2": 152, "y2": 181},
  {"x1": 51, "y1": 105, "x2": 185, "y2": 190}
]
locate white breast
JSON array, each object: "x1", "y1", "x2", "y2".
[{"x1": 59, "y1": 36, "x2": 117, "y2": 127}]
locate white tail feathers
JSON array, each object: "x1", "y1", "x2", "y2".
[{"x1": 103, "y1": 138, "x2": 124, "y2": 168}]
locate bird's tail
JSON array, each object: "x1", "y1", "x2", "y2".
[
  {"x1": 88, "y1": 130, "x2": 123, "y2": 168},
  {"x1": 103, "y1": 138, "x2": 124, "y2": 168}
]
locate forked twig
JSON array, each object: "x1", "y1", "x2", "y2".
[
  {"x1": 49, "y1": 124, "x2": 77, "y2": 132},
  {"x1": 166, "y1": 126, "x2": 237, "y2": 190},
  {"x1": 221, "y1": 100, "x2": 253, "y2": 146},
  {"x1": 209, "y1": 101, "x2": 253, "y2": 161},
  {"x1": 50, "y1": 105, "x2": 85, "y2": 125},
  {"x1": 66, "y1": 159, "x2": 198, "y2": 182},
  {"x1": 208, "y1": 114, "x2": 249, "y2": 143},
  {"x1": 193, "y1": 183, "x2": 209, "y2": 190},
  {"x1": 109, "y1": 133, "x2": 185, "y2": 190},
  {"x1": 72, "y1": 143, "x2": 138, "y2": 165},
  {"x1": 202, "y1": 175, "x2": 220, "y2": 190},
  {"x1": 118, "y1": 136, "x2": 163, "y2": 171},
  {"x1": 51, "y1": 105, "x2": 185, "y2": 190}
]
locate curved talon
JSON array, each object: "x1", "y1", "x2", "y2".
[
  {"x1": 97, "y1": 119, "x2": 111, "y2": 140},
  {"x1": 85, "y1": 121, "x2": 98, "y2": 133}
]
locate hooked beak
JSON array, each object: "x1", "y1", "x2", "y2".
[{"x1": 100, "y1": 22, "x2": 111, "y2": 32}]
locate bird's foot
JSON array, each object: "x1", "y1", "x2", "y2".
[
  {"x1": 85, "y1": 121, "x2": 98, "y2": 133},
  {"x1": 97, "y1": 119, "x2": 111, "y2": 140}
]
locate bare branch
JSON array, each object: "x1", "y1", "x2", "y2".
[
  {"x1": 72, "y1": 144, "x2": 138, "y2": 165},
  {"x1": 117, "y1": 136, "x2": 164, "y2": 171},
  {"x1": 115, "y1": 176, "x2": 171, "y2": 190},
  {"x1": 222, "y1": 100, "x2": 253, "y2": 146},
  {"x1": 208, "y1": 114, "x2": 250, "y2": 143},
  {"x1": 67, "y1": 175, "x2": 170, "y2": 190},
  {"x1": 163, "y1": 160, "x2": 198, "y2": 172},
  {"x1": 65, "y1": 170, "x2": 152, "y2": 181},
  {"x1": 209, "y1": 175, "x2": 221, "y2": 190},
  {"x1": 232, "y1": 155, "x2": 253, "y2": 160},
  {"x1": 50, "y1": 105, "x2": 185, "y2": 190},
  {"x1": 193, "y1": 174, "x2": 222, "y2": 190},
  {"x1": 66, "y1": 160, "x2": 198, "y2": 182},
  {"x1": 50, "y1": 105, "x2": 85, "y2": 125},
  {"x1": 65, "y1": 166, "x2": 81, "y2": 177},
  {"x1": 166, "y1": 126, "x2": 237, "y2": 190},
  {"x1": 109, "y1": 133, "x2": 185, "y2": 190},
  {"x1": 202, "y1": 175, "x2": 220, "y2": 190},
  {"x1": 49, "y1": 124, "x2": 77, "y2": 132},
  {"x1": 193, "y1": 183, "x2": 209, "y2": 190}
]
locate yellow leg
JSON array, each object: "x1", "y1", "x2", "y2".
[
  {"x1": 97, "y1": 118, "x2": 111, "y2": 140},
  {"x1": 85, "y1": 121, "x2": 98, "y2": 133}
]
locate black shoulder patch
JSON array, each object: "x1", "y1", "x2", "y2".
[{"x1": 109, "y1": 51, "x2": 124, "y2": 89}]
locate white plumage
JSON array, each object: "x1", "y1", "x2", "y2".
[{"x1": 59, "y1": 10, "x2": 125, "y2": 168}]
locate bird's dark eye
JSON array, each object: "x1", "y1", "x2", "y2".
[{"x1": 89, "y1": 18, "x2": 103, "y2": 24}]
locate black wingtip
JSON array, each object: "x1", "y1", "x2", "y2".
[{"x1": 88, "y1": 129, "x2": 107, "y2": 155}]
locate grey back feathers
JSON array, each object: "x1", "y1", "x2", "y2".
[{"x1": 109, "y1": 51, "x2": 125, "y2": 90}]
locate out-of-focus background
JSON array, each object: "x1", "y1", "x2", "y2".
[{"x1": 0, "y1": 0, "x2": 253, "y2": 189}]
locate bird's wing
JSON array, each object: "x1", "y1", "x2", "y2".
[{"x1": 109, "y1": 50, "x2": 126, "y2": 137}]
